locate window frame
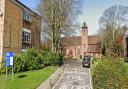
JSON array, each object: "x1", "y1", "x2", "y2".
[{"x1": 22, "y1": 28, "x2": 31, "y2": 43}]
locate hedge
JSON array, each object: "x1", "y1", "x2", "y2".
[{"x1": 93, "y1": 57, "x2": 128, "y2": 89}]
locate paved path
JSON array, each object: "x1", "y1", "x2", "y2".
[{"x1": 52, "y1": 60, "x2": 93, "y2": 89}]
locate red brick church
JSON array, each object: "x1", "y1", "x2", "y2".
[{"x1": 60, "y1": 22, "x2": 102, "y2": 59}]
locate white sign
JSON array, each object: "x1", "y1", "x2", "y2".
[{"x1": 10, "y1": 57, "x2": 14, "y2": 66}]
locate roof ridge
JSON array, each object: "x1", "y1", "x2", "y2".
[{"x1": 13, "y1": 0, "x2": 41, "y2": 17}]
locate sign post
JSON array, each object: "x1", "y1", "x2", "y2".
[{"x1": 5, "y1": 52, "x2": 14, "y2": 81}]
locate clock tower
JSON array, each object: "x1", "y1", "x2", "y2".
[{"x1": 81, "y1": 22, "x2": 88, "y2": 57}]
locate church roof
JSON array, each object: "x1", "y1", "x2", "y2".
[
  {"x1": 61, "y1": 36, "x2": 81, "y2": 46},
  {"x1": 60, "y1": 35, "x2": 102, "y2": 47},
  {"x1": 88, "y1": 35, "x2": 101, "y2": 45},
  {"x1": 88, "y1": 35, "x2": 102, "y2": 53}
]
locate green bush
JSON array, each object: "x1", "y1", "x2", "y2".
[
  {"x1": 0, "y1": 48, "x2": 62, "y2": 73},
  {"x1": 14, "y1": 48, "x2": 43, "y2": 72},
  {"x1": 40, "y1": 50, "x2": 61, "y2": 66},
  {"x1": 14, "y1": 49, "x2": 62, "y2": 72},
  {"x1": 93, "y1": 57, "x2": 128, "y2": 89},
  {"x1": 14, "y1": 54, "x2": 28, "y2": 72},
  {"x1": 0, "y1": 58, "x2": 4, "y2": 73},
  {"x1": 124, "y1": 57, "x2": 128, "y2": 63}
]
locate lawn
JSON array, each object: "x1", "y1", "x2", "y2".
[{"x1": 0, "y1": 66, "x2": 58, "y2": 89}]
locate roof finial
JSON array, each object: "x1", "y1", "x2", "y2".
[{"x1": 82, "y1": 21, "x2": 87, "y2": 28}]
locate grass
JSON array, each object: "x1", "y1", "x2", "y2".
[{"x1": 0, "y1": 66, "x2": 58, "y2": 89}]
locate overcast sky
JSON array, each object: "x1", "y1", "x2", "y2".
[{"x1": 20, "y1": 0, "x2": 128, "y2": 35}]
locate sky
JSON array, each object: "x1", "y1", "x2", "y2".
[{"x1": 20, "y1": 0, "x2": 128, "y2": 35}]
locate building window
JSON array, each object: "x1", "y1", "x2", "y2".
[
  {"x1": 23, "y1": 10, "x2": 32, "y2": 22},
  {"x1": 22, "y1": 28, "x2": 31, "y2": 43}
]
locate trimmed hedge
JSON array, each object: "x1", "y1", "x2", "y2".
[{"x1": 93, "y1": 57, "x2": 128, "y2": 89}]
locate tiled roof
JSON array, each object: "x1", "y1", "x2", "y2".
[
  {"x1": 88, "y1": 44, "x2": 102, "y2": 53},
  {"x1": 61, "y1": 35, "x2": 102, "y2": 53},
  {"x1": 88, "y1": 35, "x2": 102, "y2": 53},
  {"x1": 88, "y1": 35, "x2": 101, "y2": 45},
  {"x1": 61, "y1": 36, "x2": 81, "y2": 46}
]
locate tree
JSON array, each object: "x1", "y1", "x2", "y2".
[
  {"x1": 99, "y1": 5, "x2": 128, "y2": 29},
  {"x1": 99, "y1": 5, "x2": 128, "y2": 56},
  {"x1": 38, "y1": 0, "x2": 81, "y2": 52}
]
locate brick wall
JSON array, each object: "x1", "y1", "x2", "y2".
[
  {"x1": 3, "y1": 0, "x2": 23, "y2": 54},
  {"x1": 2, "y1": 0, "x2": 41, "y2": 55},
  {"x1": 31, "y1": 15, "x2": 41, "y2": 49}
]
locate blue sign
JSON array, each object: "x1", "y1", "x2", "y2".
[{"x1": 5, "y1": 52, "x2": 14, "y2": 67}]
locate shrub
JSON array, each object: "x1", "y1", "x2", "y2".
[
  {"x1": 23, "y1": 48, "x2": 43, "y2": 70},
  {"x1": 14, "y1": 48, "x2": 43, "y2": 72},
  {"x1": 124, "y1": 57, "x2": 128, "y2": 63},
  {"x1": 14, "y1": 49, "x2": 62, "y2": 72},
  {"x1": 0, "y1": 57, "x2": 4, "y2": 73},
  {"x1": 40, "y1": 50, "x2": 62, "y2": 66},
  {"x1": 0, "y1": 48, "x2": 63, "y2": 73},
  {"x1": 93, "y1": 57, "x2": 128, "y2": 89}
]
